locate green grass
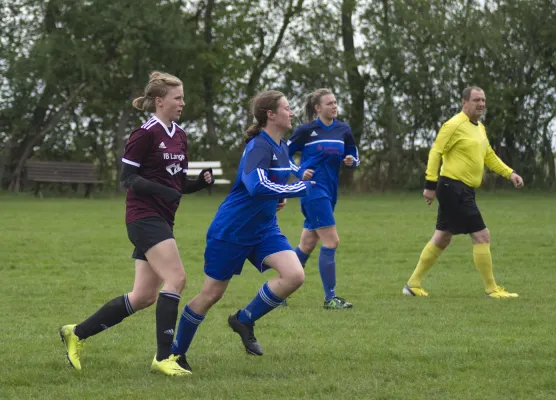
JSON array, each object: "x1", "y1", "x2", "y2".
[{"x1": 1, "y1": 191, "x2": 555, "y2": 400}]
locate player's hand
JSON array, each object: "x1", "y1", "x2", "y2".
[
  {"x1": 510, "y1": 172, "x2": 524, "y2": 188},
  {"x1": 301, "y1": 169, "x2": 314, "y2": 180},
  {"x1": 423, "y1": 189, "x2": 435, "y2": 205},
  {"x1": 203, "y1": 171, "x2": 213, "y2": 184},
  {"x1": 200, "y1": 168, "x2": 215, "y2": 185},
  {"x1": 304, "y1": 181, "x2": 317, "y2": 189},
  {"x1": 276, "y1": 198, "x2": 286, "y2": 212},
  {"x1": 343, "y1": 155, "x2": 355, "y2": 167}
]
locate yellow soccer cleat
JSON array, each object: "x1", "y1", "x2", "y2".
[
  {"x1": 151, "y1": 354, "x2": 192, "y2": 377},
  {"x1": 402, "y1": 284, "x2": 429, "y2": 297},
  {"x1": 59, "y1": 324, "x2": 85, "y2": 371},
  {"x1": 486, "y1": 286, "x2": 518, "y2": 298}
]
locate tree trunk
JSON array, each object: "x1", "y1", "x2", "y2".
[
  {"x1": 385, "y1": 100, "x2": 399, "y2": 189},
  {"x1": 380, "y1": 0, "x2": 398, "y2": 189},
  {"x1": 542, "y1": 119, "x2": 556, "y2": 188},
  {"x1": 11, "y1": 83, "x2": 86, "y2": 192},
  {"x1": 0, "y1": 140, "x2": 11, "y2": 190},
  {"x1": 203, "y1": 0, "x2": 217, "y2": 158},
  {"x1": 340, "y1": 0, "x2": 366, "y2": 188},
  {"x1": 114, "y1": 104, "x2": 133, "y2": 191}
]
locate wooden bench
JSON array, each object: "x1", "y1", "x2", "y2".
[
  {"x1": 185, "y1": 161, "x2": 231, "y2": 193},
  {"x1": 25, "y1": 160, "x2": 103, "y2": 198}
]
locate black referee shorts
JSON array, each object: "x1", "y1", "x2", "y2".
[
  {"x1": 126, "y1": 216, "x2": 175, "y2": 261},
  {"x1": 435, "y1": 176, "x2": 486, "y2": 235}
]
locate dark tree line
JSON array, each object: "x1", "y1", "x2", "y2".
[{"x1": 1, "y1": 0, "x2": 554, "y2": 191}]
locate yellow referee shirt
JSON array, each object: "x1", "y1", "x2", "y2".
[{"x1": 425, "y1": 112, "x2": 513, "y2": 188}]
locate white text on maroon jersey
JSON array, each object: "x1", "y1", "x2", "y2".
[{"x1": 163, "y1": 153, "x2": 185, "y2": 161}]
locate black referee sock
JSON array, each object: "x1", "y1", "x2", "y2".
[
  {"x1": 155, "y1": 291, "x2": 181, "y2": 361},
  {"x1": 74, "y1": 294, "x2": 135, "y2": 340}
]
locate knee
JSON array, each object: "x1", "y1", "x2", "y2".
[
  {"x1": 473, "y1": 229, "x2": 490, "y2": 244},
  {"x1": 176, "y1": 273, "x2": 187, "y2": 293},
  {"x1": 437, "y1": 237, "x2": 451, "y2": 248},
  {"x1": 322, "y1": 236, "x2": 339, "y2": 249},
  {"x1": 300, "y1": 242, "x2": 316, "y2": 254},
  {"x1": 300, "y1": 237, "x2": 318, "y2": 254},
  {"x1": 166, "y1": 269, "x2": 186, "y2": 293},
  {"x1": 199, "y1": 287, "x2": 224, "y2": 307},
  {"x1": 432, "y1": 232, "x2": 452, "y2": 249},
  {"x1": 285, "y1": 268, "x2": 305, "y2": 290}
]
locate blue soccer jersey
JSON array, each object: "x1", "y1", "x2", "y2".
[
  {"x1": 287, "y1": 118, "x2": 360, "y2": 204},
  {"x1": 207, "y1": 131, "x2": 312, "y2": 245}
]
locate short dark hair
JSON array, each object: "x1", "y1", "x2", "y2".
[{"x1": 462, "y1": 86, "x2": 484, "y2": 101}]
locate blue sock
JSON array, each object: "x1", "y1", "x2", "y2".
[
  {"x1": 319, "y1": 246, "x2": 337, "y2": 301},
  {"x1": 238, "y1": 282, "x2": 284, "y2": 325},
  {"x1": 294, "y1": 246, "x2": 310, "y2": 268},
  {"x1": 171, "y1": 304, "x2": 205, "y2": 356}
]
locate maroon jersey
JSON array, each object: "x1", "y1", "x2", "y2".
[{"x1": 122, "y1": 116, "x2": 188, "y2": 226}]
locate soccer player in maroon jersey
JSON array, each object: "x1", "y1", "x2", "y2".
[{"x1": 59, "y1": 71, "x2": 214, "y2": 377}]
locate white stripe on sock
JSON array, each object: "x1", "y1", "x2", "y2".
[
  {"x1": 160, "y1": 291, "x2": 181, "y2": 301},
  {"x1": 259, "y1": 287, "x2": 282, "y2": 307}
]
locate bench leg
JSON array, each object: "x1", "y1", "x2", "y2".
[
  {"x1": 34, "y1": 182, "x2": 41, "y2": 198},
  {"x1": 85, "y1": 184, "x2": 92, "y2": 198}
]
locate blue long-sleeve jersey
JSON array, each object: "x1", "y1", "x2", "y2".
[
  {"x1": 207, "y1": 131, "x2": 312, "y2": 245},
  {"x1": 287, "y1": 118, "x2": 360, "y2": 204}
]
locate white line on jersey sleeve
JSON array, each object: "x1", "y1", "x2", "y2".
[
  {"x1": 256, "y1": 168, "x2": 306, "y2": 193},
  {"x1": 304, "y1": 139, "x2": 344, "y2": 146},
  {"x1": 122, "y1": 158, "x2": 140, "y2": 167},
  {"x1": 141, "y1": 117, "x2": 157, "y2": 130}
]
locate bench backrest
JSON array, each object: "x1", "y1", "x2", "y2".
[
  {"x1": 185, "y1": 161, "x2": 231, "y2": 184},
  {"x1": 25, "y1": 160, "x2": 228, "y2": 184},
  {"x1": 26, "y1": 161, "x2": 102, "y2": 183}
]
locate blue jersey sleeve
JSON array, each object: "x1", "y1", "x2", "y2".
[
  {"x1": 344, "y1": 128, "x2": 360, "y2": 168},
  {"x1": 287, "y1": 127, "x2": 309, "y2": 179},
  {"x1": 242, "y1": 144, "x2": 312, "y2": 198}
]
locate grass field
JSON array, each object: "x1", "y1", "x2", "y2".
[{"x1": 1, "y1": 191, "x2": 555, "y2": 400}]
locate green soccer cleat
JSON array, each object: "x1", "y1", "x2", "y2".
[
  {"x1": 323, "y1": 296, "x2": 353, "y2": 309},
  {"x1": 59, "y1": 324, "x2": 85, "y2": 371},
  {"x1": 151, "y1": 354, "x2": 192, "y2": 376}
]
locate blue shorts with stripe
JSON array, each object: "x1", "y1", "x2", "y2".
[
  {"x1": 204, "y1": 234, "x2": 293, "y2": 281},
  {"x1": 301, "y1": 197, "x2": 336, "y2": 231}
]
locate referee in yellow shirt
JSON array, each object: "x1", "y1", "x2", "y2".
[{"x1": 403, "y1": 86, "x2": 524, "y2": 298}]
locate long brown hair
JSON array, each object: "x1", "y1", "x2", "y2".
[
  {"x1": 245, "y1": 90, "x2": 285, "y2": 143},
  {"x1": 304, "y1": 88, "x2": 333, "y2": 122},
  {"x1": 132, "y1": 71, "x2": 183, "y2": 112}
]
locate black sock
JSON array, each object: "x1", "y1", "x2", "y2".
[
  {"x1": 74, "y1": 294, "x2": 135, "y2": 340},
  {"x1": 156, "y1": 291, "x2": 181, "y2": 361}
]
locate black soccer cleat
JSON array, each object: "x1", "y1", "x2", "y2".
[
  {"x1": 175, "y1": 354, "x2": 192, "y2": 373},
  {"x1": 228, "y1": 311, "x2": 263, "y2": 356}
]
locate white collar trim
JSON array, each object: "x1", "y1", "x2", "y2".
[{"x1": 152, "y1": 115, "x2": 176, "y2": 138}]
